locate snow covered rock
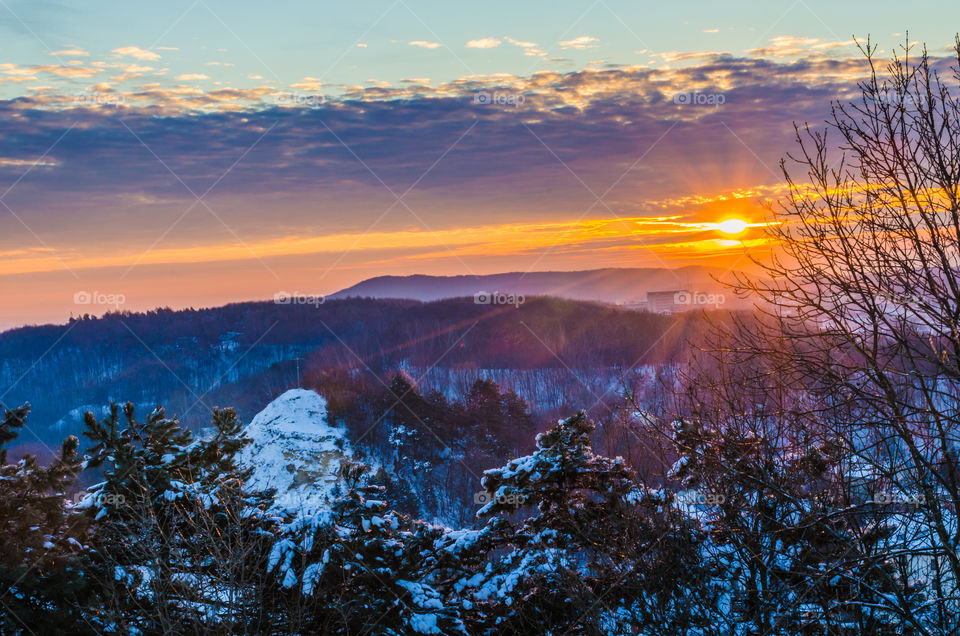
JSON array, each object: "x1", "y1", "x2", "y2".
[{"x1": 239, "y1": 389, "x2": 351, "y2": 514}]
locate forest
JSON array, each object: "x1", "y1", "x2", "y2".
[{"x1": 0, "y1": 295, "x2": 695, "y2": 455}]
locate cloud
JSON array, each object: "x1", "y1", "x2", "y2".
[
  {"x1": 503, "y1": 37, "x2": 547, "y2": 57},
  {"x1": 291, "y1": 77, "x2": 323, "y2": 91},
  {"x1": 747, "y1": 36, "x2": 855, "y2": 58},
  {"x1": 559, "y1": 36, "x2": 599, "y2": 50},
  {"x1": 466, "y1": 37, "x2": 501, "y2": 49},
  {"x1": 112, "y1": 46, "x2": 161, "y2": 61},
  {"x1": 0, "y1": 71, "x2": 38, "y2": 82},
  {"x1": 0, "y1": 52, "x2": 883, "y2": 117},
  {"x1": 357, "y1": 43, "x2": 368, "y2": 48},
  {"x1": 176, "y1": 73, "x2": 209, "y2": 81},
  {"x1": 120, "y1": 65, "x2": 154, "y2": 73},
  {"x1": 50, "y1": 48, "x2": 89, "y2": 57},
  {"x1": 110, "y1": 62, "x2": 154, "y2": 83},
  {"x1": 505, "y1": 37, "x2": 537, "y2": 48},
  {"x1": 409, "y1": 40, "x2": 442, "y2": 49},
  {"x1": 0, "y1": 56, "x2": 872, "y2": 182},
  {"x1": 29, "y1": 64, "x2": 100, "y2": 78},
  {"x1": 0, "y1": 158, "x2": 58, "y2": 168},
  {"x1": 655, "y1": 51, "x2": 725, "y2": 64},
  {"x1": 703, "y1": 29, "x2": 719, "y2": 33}
]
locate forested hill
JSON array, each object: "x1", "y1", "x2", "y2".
[
  {"x1": 329, "y1": 266, "x2": 736, "y2": 304},
  {"x1": 0, "y1": 296, "x2": 708, "y2": 453}
]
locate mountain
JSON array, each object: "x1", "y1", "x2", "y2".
[
  {"x1": 238, "y1": 388, "x2": 351, "y2": 513},
  {"x1": 329, "y1": 266, "x2": 737, "y2": 304}
]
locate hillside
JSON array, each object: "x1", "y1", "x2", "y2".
[{"x1": 329, "y1": 266, "x2": 738, "y2": 304}]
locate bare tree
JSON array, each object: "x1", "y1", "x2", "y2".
[{"x1": 706, "y1": 36, "x2": 960, "y2": 631}]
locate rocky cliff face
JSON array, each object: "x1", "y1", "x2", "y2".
[{"x1": 239, "y1": 388, "x2": 352, "y2": 513}]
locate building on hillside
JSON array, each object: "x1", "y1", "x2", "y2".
[
  {"x1": 621, "y1": 290, "x2": 728, "y2": 314},
  {"x1": 647, "y1": 290, "x2": 685, "y2": 314}
]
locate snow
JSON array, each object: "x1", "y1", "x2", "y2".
[
  {"x1": 238, "y1": 389, "x2": 352, "y2": 514},
  {"x1": 436, "y1": 528, "x2": 484, "y2": 555},
  {"x1": 301, "y1": 553, "x2": 328, "y2": 596},
  {"x1": 668, "y1": 455, "x2": 689, "y2": 478},
  {"x1": 267, "y1": 538, "x2": 295, "y2": 575},
  {"x1": 397, "y1": 579, "x2": 448, "y2": 634},
  {"x1": 397, "y1": 579, "x2": 444, "y2": 610},
  {"x1": 408, "y1": 612, "x2": 442, "y2": 634}
]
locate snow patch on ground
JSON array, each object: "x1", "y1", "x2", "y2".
[{"x1": 239, "y1": 389, "x2": 351, "y2": 514}]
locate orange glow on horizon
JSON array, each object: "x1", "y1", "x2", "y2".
[{"x1": 0, "y1": 210, "x2": 779, "y2": 277}]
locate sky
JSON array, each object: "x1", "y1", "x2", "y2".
[{"x1": 1, "y1": 0, "x2": 959, "y2": 327}]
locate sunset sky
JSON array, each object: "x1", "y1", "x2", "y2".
[{"x1": 2, "y1": 1, "x2": 960, "y2": 327}]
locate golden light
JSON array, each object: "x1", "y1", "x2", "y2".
[{"x1": 715, "y1": 218, "x2": 748, "y2": 234}]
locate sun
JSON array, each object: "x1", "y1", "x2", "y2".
[{"x1": 715, "y1": 218, "x2": 748, "y2": 235}]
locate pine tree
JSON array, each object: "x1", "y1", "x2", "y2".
[
  {"x1": 462, "y1": 379, "x2": 536, "y2": 458},
  {"x1": 463, "y1": 411, "x2": 719, "y2": 635},
  {"x1": 670, "y1": 418, "x2": 926, "y2": 635},
  {"x1": 0, "y1": 403, "x2": 92, "y2": 634},
  {"x1": 379, "y1": 373, "x2": 438, "y2": 474},
  {"x1": 267, "y1": 462, "x2": 468, "y2": 634},
  {"x1": 82, "y1": 403, "x2": 277, "y2": 633}
]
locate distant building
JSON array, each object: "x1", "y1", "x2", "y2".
[
  {"x1": 621, "y1": 290, "x2": 729, "y2": 314},
  {"x1": 647, "y1": 290, "x2": 685, "y2": 314},
  {"x1": 619, "y1": 299, "x2": 649, "y2": 312}
]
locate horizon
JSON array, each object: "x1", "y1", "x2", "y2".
[
  {"x1": 4, "y1": 263, "x2": 736, "y2": 331},
  {"x1": 3, "y1": 2, "x2": 960, "y2": 327}
]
